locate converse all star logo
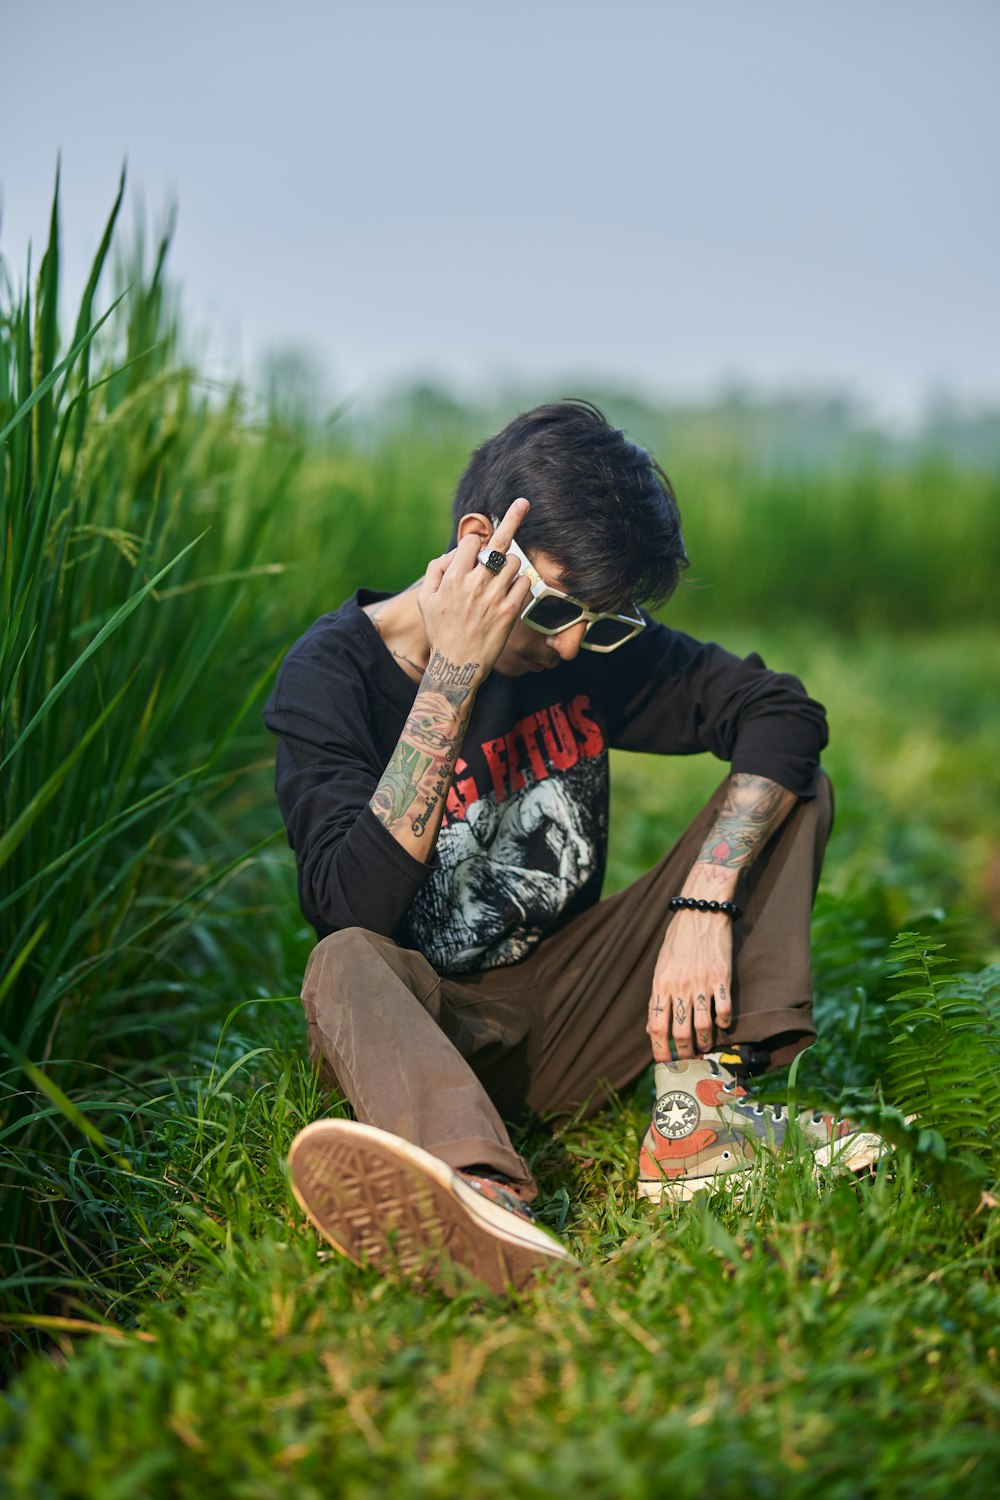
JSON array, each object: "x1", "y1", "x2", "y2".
[{"x1": 653, "y1": 1091, "x2": 701, "y2": 1140}]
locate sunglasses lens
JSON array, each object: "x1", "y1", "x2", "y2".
[
  {"x1": 583, "y1": 616, "x2": 637, "y2": 649},
  {"x1": 524, "y1": 595, "x2": 585, "y2": 632}
]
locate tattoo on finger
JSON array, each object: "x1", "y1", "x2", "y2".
[
  {"x1": 696, "y1": 994, "x2": 708, "y2": 1011},
  {"x1": 675, "y1": 999, "x2": 686, "y2": 1024}
]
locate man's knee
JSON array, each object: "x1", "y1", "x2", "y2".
[
  {"x1": 302, "y1": 927, "x2": 440, "y2": 1019},
  {"x1": 301, "y1": 929, "x2": 397, "y2": 1092},
  {"x1": 303, "y1": 926, "x2": 395, "y2": 996}
]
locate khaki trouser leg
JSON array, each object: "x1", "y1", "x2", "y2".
[{"x1": 301, "y1": 927, "x2": 541, "y2": 1197}]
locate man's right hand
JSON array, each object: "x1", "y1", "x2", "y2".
[
  {"x1": 418, "y1": 498, "x2": 534, "y2": 686},
  {"x1": 369, "y1": 500, "x2": 534, "y2": 860}
]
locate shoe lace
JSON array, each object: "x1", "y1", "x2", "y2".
[
  {"x1": 723, "y1": 1084, "x2": 826, "y2": 1127},
  {"x1": 718, "y1": 1060, "x2": 832, "y2": 1127},
  {"x1": 748, "y1": 1100, "x2": 784, "y2": 1121}
]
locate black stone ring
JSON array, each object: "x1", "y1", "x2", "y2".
[{"x1": 481, "y1": 549, "x2": 507, "y2": 575}]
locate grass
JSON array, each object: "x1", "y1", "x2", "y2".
[
  {"x1": 1, "y1": 1013, "x2": 998, "y2": 1498},
  {"x1": 1, "y1": 624, "x2": 997, "y2": 1496},
  {"x1": 1, "y1": 178, "x2": 999, "y2": 1496}
]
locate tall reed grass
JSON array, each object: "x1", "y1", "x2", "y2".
[{"x1": 0, "y1": 176, "x2": 306, "y2": 1303}]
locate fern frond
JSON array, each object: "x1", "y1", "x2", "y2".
[
  {"x1": 949, "y1": 962, "x2": 1000, "y2": 1019},
  {"x1": 878, "y1": 932, "x2": 1000, "y2": 1208}
]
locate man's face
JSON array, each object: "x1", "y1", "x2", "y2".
[{"x1": 492, "y1": 550, "x2": 592, "y2": 677}]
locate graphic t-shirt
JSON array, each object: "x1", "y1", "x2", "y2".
[
  {"x1": 403, "y1": 688, "x2": 609, "y2": 971},
  {"x1": 263, "y1": 592, "x2": 827, "y2": 974}
]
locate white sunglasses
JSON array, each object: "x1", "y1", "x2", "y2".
[{"x1": 501, "y1": 536, "x2": 646, "y2": 653}]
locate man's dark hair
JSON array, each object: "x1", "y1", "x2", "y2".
[{"x1": 452, "y1": 400, "x2": 688, "y2": 611}]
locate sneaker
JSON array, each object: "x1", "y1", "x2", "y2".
[
  {"x1": 709, "y1": 1043, "x2": 774, "y2": 1083},
  {"x1": 288, "y1": 1118, "x2": 576, "y2": 1295},
  {"x1": 637, "y1": 1055, "x2": 887, "y2": 1203}
]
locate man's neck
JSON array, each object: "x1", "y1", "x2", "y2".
[{"x1": 363, "y1": 585, "x2": 429, "y2": 684}]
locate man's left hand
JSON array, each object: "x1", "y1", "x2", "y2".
[
  {"x1": 646, "y1": 911, "x2": 733, "y2": 1060},
  {"x1": 646, "y1": 773, "x2": 797, "y2": 1061}
]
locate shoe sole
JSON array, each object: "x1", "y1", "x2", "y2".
[
  {"x1": 636, "y1": 1170, "x2": 746, "y2": 1204},
  {"x1": 812, "y1": 1130, "x2": 887, "y2": 1175},
  {"x1": 637, "y1": 1130, "x2": 890, "y2": 1204},
  {"x1": 288, "y1": 1119, "x2": 576, "y2": 1296}
]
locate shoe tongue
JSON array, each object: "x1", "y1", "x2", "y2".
[
  {"x1": 652, "y1": 1049, "x2": 772, "y2": 1099},
  {"x1": 653, "y1": 1058, "x2": 717, "y2": 1096},
  {"x1": 705, "y1": 1048, "x2": 745, "y2": 1080},
  {"x1": 704, "y1": 1045, "x2": 771, "y2": 1084}
]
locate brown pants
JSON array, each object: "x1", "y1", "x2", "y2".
[{"x1": 301, "y1": 774, "x2": 833, "y2": 1200}]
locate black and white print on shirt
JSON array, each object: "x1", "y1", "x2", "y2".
[{"x1": 403, "y1": 751, "x2": 609, "y2": 973}]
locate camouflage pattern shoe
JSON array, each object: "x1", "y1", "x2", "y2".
[{"x1": 637, "y1": 1055, "x2": 887, "y2": 1202}]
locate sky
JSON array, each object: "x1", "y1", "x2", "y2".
[{"x1": 2, "y1": 0, "x2": 998, "y2": 422}]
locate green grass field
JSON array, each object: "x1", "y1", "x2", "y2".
[{"x1": 1, "y1": 186, "x2": 999, "y2": 1497}]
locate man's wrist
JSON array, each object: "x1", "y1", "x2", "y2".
[
  {"x1": 669, "y1": 895, "x2": 742, "y2": 920},
  {"x1": 680, "y1": 860, "x2": 739, "y2": 902},
  {"x1": 421, "y1": 646, "x2": 486, "y2": 702}
]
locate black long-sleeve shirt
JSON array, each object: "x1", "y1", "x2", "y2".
[{"x1": 263, "y1": 592, "x2": 828, "y2": 973}]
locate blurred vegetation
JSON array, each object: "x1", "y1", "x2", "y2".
[
  {"x1": 273, "y1": 398, "x2": 1000, "y2": 637},
  {"x1": 0, "y1": 179, "x2": 998, "y2": 1494}
]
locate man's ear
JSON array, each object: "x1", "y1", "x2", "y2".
[{"x1": 456, "y1": 512, "x2": 494, "y2": 545}]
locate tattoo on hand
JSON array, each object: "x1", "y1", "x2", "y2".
[
  {"x1": 425, "y1": 649, "x2": 480, "y2": 709},
  {"x1": 675, "y1": 999, "x2": 686, "y2": 1024},
  {"x1": 696, "y1": 994, "x2": 708, "y2": 1011},
  {"x1": 654, "y1": 1000, "x2": 664, "y2": 1016},
  {"x1": 696, "y1": 773, "x2": 792, "y2": 871}
]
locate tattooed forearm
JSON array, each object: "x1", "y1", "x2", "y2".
[
  {"x1": 694, "y1": 773, "x2": 796, "y2": 872},
  {"x1": 370, "y1": 740, "x2": 433, "y2": 825},
  {"x1": 411, "y1": 735, "x2": 463, "y2": 836},
  {"x1": 369, "y1": 677, "x2": 477, "y2": 855},
  {"x1": 424, "y1": 649, "x2": 481, "y2": 710}
]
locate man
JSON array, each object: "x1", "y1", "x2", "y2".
[{"x1": 264, "y1": 401, "x2": 880, "y2": 1294}]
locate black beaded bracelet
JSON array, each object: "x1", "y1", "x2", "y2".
[{"x1": 668, "y1": 895, "x2": 742, "y2": 920}]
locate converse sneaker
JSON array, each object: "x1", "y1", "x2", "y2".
[
  {"x1": 638, "y1": 1055, "x2": 887, "y2": 1202},
  {"x1": 288, "y1": 1119, "x2": 576, "y2": 1295}
]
